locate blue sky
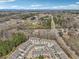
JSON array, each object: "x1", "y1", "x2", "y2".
[{"x1": 0, "y1": 0, "x2": 79, "y2": 9}]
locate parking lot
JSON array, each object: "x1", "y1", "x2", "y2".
[{"x1": 8, "y1": 37, "x2": 69, "y2": 59}]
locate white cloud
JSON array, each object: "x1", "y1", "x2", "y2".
[
  {"x1": 0, "y1": 1, "x2": 79, "y2": 10},
  {"x1": 30, "y1": 2, "x2": 79, "y2": 10},
  {"x1": 31, "y1": 4, "x2": 42, "y2": 7},
  {"x1": 11, "y1": 5, "x2": 18, "y2": 8},
  {"x1": 52, "y1": 3, "x2": 79, "y2": 10},
  {"x1": 0, "y1": 0, "x2": 15, "y2": 2},
  {"x1": 76, "y1": 2, "x2": 79, "y2": 4},
  {"x1": 11, "y1": 6, "x2": 25, "y2": 9},
  {"x1": 0, "y1": 5, "x2": 18, "y2": 9}
]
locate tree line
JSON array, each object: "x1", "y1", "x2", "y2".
[{"x1": 0, "y1": 32, "x2": 27, "y2": 57}]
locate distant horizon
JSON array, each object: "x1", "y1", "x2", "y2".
[{"x1": 0, "y1": 9, "x2": 79, "y2": 10}]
